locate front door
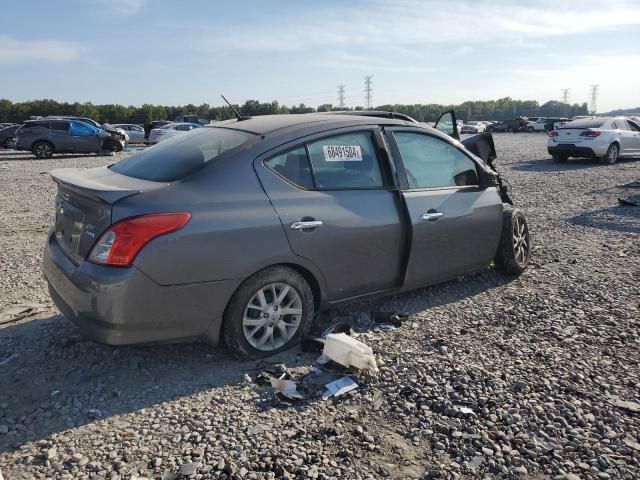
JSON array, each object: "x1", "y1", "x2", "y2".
[
  {"x1": 387, "y1": 128, "x2": 503, "y2": 289},
  {"x1": 434, "y1": 110, "x2": 460, "y2": 140},
  {"x1": 69, "y1": 121, "x2": 101, "y2": 153},
  {"x1": 256, "y1": 128, "x2": 405, "y2": 301}
]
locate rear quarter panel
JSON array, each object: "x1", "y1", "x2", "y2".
[{"x1": 114, "y1": 150, "x2": 316, "y2": 287}]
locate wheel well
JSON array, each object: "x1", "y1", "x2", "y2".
[{"x1": 282, "y1": 263, "x2": 322, "y2": 312}]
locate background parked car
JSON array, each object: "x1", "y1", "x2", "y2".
[
  {"x1": 526, "y1": 118, "x2": 548, "y2": 132},
  {"x1": 461, "y1": 121, "x2": 486, "y2": 133},
  {"x1": 41, "y1": 116, "x2": 129, "y2": 144},
  {"x1": 487, "y1": 118, "x2": 527, "y2": 133},
  {"x1": 0, "y1": 124, "x2": 21, "y2": 148},
  {"x1": 148, "y1": 122, "x2": 202, "y2": 144},
  {"x1": 16, "y1": 119, "x2": 124, "y2": 158},
  {"x1": 548, "y1": 116, "x2": 640, "y2": 164},
  {"x1": 174, "y1": 114, "x2": 212, "y2": 125},
  {"x1": 144, "y1": 120, "x2": 172, "y2": 143},
  {"x1": 114, "y1": 124, "x2": 145, "y2": 144}
]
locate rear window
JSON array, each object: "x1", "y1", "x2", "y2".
[
  {"x1": 562, "y1": 118, "x2": 605, "y2": 129},
  {"x1": 110, "y1": 127, "x2": 252, "y2": 182}
]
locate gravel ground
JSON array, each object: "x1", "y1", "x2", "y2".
[{"x1": 0, "y1": 134, "x2": 639, "y2": 480}]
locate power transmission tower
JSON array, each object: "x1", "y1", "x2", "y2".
[
  {"x1": 561, "y1": 88, "x2": 570, "y2": 104},
  {"x1": 337, "y1": 85, "x2": 346, "y2": 109},
  {"x1": 589, "y1": 85, "x2": 599, "y2": 114},
  {"x1": 364, "y1": 75, "x2": 373, "y2": 109}
]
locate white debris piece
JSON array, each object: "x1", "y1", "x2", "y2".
[
  {"x1": 322, "y1": 376, "x2": 359, "y2": 400},
  {"x1": 321, "y1": 333, "x2": 378, "y2": 372},
  {"x1": 270, "y1": 376, "x2": 304, "y2": 400}
]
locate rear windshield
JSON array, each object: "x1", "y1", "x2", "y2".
[
  {"x1": 562, "y1": 118, "x2": 605, "y2": 129},
  {"x1": 110, "y1": 128, "x2": 252, "y2": 182}
]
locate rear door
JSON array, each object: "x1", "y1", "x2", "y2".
[
  {"x1": 613, "y1": 119, "x2": 636, "y2": 155},
  {"x1": 48, "y1": 121, "x2": 72, "y2": 152},
  {"x1": 387, "y1": 128, "x2": 502, "y2": 289},
  {"x1": 255, "y1": 127, "x2": 406, "y2": 301}
]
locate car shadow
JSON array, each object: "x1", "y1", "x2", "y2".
[
  {"x1": 512, "y1": 156, "x2": 640, "y2": 172},
  {"x1": 568, "y1": 204, "x2": 640, "y2": 234},
  {"x1": 0, "y1": 268, "x2": 514, "y2": 454}
]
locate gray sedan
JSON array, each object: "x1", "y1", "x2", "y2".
[
  {"x1": 113, "y1": 124, "x2": 145, "y2": 144},
  {"x1": 43, "y1": 112, "x2": 530, "y2": 358}
]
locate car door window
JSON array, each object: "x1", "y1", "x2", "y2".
[
  {"x1": 265, "y1": 147, "x2": 314, "y2": 189},
  {"x1": 393, "y1": 132, "x2": 479, "y2": 189},
  {"x1": 627, "y1": 120, "x2": 640, "y2": 132},
  {"x1": 69, "y1": 121, "x2": 96, "y2": 136},
  {"x1": 176, "y1": 124, "x2": 191, "y2": 131},
  {"x1": 306, "y1": 132, "x2": 383, "y2": 189},
  {"x1": 50, "y1": 121, "x2": 69, "y2": 132}
]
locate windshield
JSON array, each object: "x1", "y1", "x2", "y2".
[{"x1": 109, "y1": 127, "x2": 253, "y2": 182}]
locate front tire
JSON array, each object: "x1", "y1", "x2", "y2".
[
  {"x1": 601, "y1": 143, "x2": 619, "y2": 164},
  {"x1": 527, "y1": 126, "x2": 534, "y2": 133},
  {"x1": 494, "y1": 208, "x2": 530, "y2": 275},
  {"x1": 33, "y1": 141, "x2": 53, "y2": 158},
  {"x1": 223, "y1": 266, "x2": 315, "y2": 359}
]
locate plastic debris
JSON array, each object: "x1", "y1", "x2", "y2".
[
  {"x1": 87, "y1": 408, "x2": 103, "y2": 419},
  {"x1": 162, "y1": 471, "x2": 179, "y2": 480},
  {"x1": 322, "y1": 376, "x2": 359, "y2": 400},
  {"x1": 0, "y1": 303, "x2": 48, "y2": 325},
  {"x1": 321, "y1": 333, "x2": 378, "y2": 372},
  {"x1": 178, "y1": 461, "x2": 200, "y2": 476},
  {"x1": 456, "y1": 406, "x2": 475, "y2": 416},
  {"x1": 321, "y1": 322, "x2": 354, "y2": 338},
  {"x1": 618, "y1": 194, "x2": 640, "y2": 206},
  {"x1": 611, "y1": 396, "x2": 640, "y2": 413},
  {"x1": 270, "y1": 376, "x2": 304, "y2": 400},
  {"x1": 373, "y1": 311, "x2": 410, "y2": 326},
  {"x1": 301, "y1": 335, "x2": 325, "y2": 353}
]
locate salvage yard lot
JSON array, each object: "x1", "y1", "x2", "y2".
[{"x1": 1, "y1": 134, "x2": 639, "y2": 479}]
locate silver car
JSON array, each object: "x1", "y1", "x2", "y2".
[
  {"x1": 114, "y1": 124, "x2": 145, "y2": 144},
  {"x1": 43, "y1": 111, "x2": 530, "y2": 358}
]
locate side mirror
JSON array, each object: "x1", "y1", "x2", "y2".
[{"x1": 477, "y1": 168, "x2": 499, "y2": 188}]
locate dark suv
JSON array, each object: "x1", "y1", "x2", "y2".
[{"x1": 16, "y1": 119, "x2": 121, "y2": 158}]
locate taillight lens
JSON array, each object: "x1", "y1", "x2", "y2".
[
  {"x1": 88, "y1": 213, "x2": 191, "y2": 267},
  {"x1": 548, "y1": 130, "x2": 558, "y2": 137},
  {"x1": 579, "y1": 130, "x2": 600, "y2": 137}
]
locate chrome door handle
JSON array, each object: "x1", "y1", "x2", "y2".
[
  {"x1": 290, "y1": 220, "x2": 323, "y2": 230},
  {"x1": 421, "y1": 212, "x2": 443, "y2": 221}
]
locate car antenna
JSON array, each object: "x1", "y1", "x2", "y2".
[{"x1": 220, "y1": 95, "x2": 247, "y2": 121}]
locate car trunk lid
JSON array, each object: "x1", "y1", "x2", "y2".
[
  {"x1": 554, "y1": 128, "x2": 591, "y2": 143},
  {"x1": 50, "y1": 166, "x2": 167, "y2": 264}
]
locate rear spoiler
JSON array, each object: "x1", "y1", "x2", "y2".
[{"x1": 50, "y1": 167, "x2": 164, "y2": 204}]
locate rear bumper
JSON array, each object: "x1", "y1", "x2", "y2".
[
  {"x1": 548, "y1": 144, "x2": 597, "y2": 158},
  {"x1": 43, "y1": 232, "x2": 241, "y2": 346}
]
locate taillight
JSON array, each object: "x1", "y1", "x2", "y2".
[
  {"x1": 579, "y1": 130, "x2": 600, "y2": 137},
  {"x1": 88, "y1": 213, "x2": 191, "y2": 267},
  {"x1": 548, "y1": 130, "x2": 558, "y2": 137}
]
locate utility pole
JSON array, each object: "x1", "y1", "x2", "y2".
[
  {"x1": 561, "y1": 88, "x2": 570, "y2": 104},
  {"x1": 364, "y1": 75, "x2": 373, "y2": 109},
  {"x1": 337, "y1": 85, "x2": 346, "y2": 109},
  {"x1": 589, "y1": 85, "x2": 599, "y2": 114}
]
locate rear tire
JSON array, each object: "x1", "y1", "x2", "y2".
[
  {"x1": 601, "y1": 143, "x2": 619, "y2": 164},
  {"x1": 494, "y1": 208, "x2": 530, "y2": 275},
  {"x1": 223, "y1": 266, "x2": 315, "y2": 359},
  {"x1": 527, "y1": 126, "x2": 534, "y2": 133},
  {"x1": 551, "y1": 153, "x2": 567, "y2": 163},
  {"x1": 33, "y1": 141, "x2": 53, "y2": 159}
]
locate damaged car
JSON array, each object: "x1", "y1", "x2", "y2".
[
  {"x1": 43, "y1": 111, "x2": 530, "y2": 358},
  {"x1": 16, "y1": 119, "x2": 126, "y2": 158}
]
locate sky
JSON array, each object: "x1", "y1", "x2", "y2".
[{"x1": 1, "y1": 0, "x2": 639, "y2": 112}]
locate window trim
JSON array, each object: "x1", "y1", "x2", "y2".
[
  {"x1": 260, "y1": 126, "x2": 397, "y2": 192},
  {"x1": 385, "y1": 127, "x2": 482, "y2": 192}
]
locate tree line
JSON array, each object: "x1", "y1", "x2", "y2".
[{"x1": 0, "y1": 97, "x2": 589, "y2": 125}]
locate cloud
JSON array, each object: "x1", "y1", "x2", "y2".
[
  {"x1": 0, "y1": 36, "x2": 83, "y2": 64},
  {"x1": 208, "y1": 0, "x2": 640, "y2": 52},
  {"x1": 96, "y1": 0, "x2": 146, "y2": 16}
]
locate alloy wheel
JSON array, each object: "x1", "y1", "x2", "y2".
[
  {"x1": 512, "y1": 216, "x2": 529, "y2": 266},
  {"x1": 242, "y1": 283, "x2": 303, "y2": 351},
  {"x1": 608, "y1": 144, "x2": 618, "y2": 164},
  {"x1": 35, "y1": 143, "x2": 52, "y2": 158}
]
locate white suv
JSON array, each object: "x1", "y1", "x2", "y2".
[{"x1": 547, "y1": 117, "x2": 640, "y2": 164}]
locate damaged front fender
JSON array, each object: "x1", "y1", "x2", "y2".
[{"x1": 463, "y1": 132, "x2": 513, "y2": 205}]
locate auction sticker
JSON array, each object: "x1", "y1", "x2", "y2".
[{"x1": 323, "y1": 145, "x2": 362, "y2": 162}]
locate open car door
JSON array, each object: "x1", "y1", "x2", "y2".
[{"x1": 434, "y1": 110, "x2": 459, "y2": 140}]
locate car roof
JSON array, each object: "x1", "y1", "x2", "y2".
[{"x1": 208, "y1": 112, "x2": 419, "y2": 137}]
